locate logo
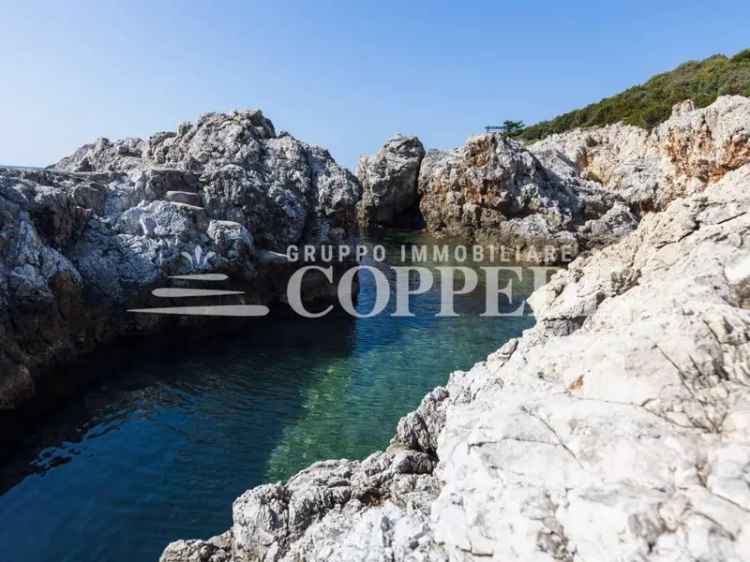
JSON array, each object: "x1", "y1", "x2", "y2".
[
  {"x1": 129, "y1": 244, "x2": 560, "y2": 318},
  {"x1": 128, "y1": 245, "x2": 270, "y2": 317}
]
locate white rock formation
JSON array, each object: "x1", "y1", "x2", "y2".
[
  {"x1": 0, "y1": 109, "x2": 361, "y2": 435},
  {"x1": 416, "y1": 134, "x2": 637, "y2": 261},
  {"x1": 430, "y1": 166, "x2": 750, "y2": 561},
  {"x1": 161, "y1": 99, "x2": 750, "y2": 562},
  {"x1": 357, "y1": 134, "x2": 426, "y2": 227},
  {"x1": 530, "y1": 95, "x2": 750, "y2": 211},
  {"x1": 54, "y1": 110, "x2": 362, "y2": 250}
]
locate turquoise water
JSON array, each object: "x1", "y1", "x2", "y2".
[{"x1": 0, "y1": 233, "x2": 537, "y2": 562}]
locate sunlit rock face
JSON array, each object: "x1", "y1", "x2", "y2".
[
  {"x1": 429, "y1": 167, "x2": 750, "y2": 562},
  {"x1": 356, "y1": 130, "x2": 639, "y2": 264},
  {"x1": 54, "y1": 110, "x2": 362, "y2": 250},
  {"x1": 416, "y1": 133, "x2": 637, "y2": 262},
  {"x1": 530, "y1": 95, "x2": 750, "y2": 211},
  {"x1": 0, "y1": 109, "x2": 361, "y2": 434},
  {"x1": 161, "y1": 101, "x2": 750, "y2": 562},
  {"x1": 379, "y1": 95, "x2": 749, "y2": 263}
]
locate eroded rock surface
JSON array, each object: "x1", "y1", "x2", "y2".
[
  {"x1": 0, "y1": 109, "x2": 361, "y2": 438},
  {"x1": 53, "y1": 110, "x2": 361, "y2": 250},
  {"x1": 162, "y1": 160, "x2": 750, "y2": 560},
  {"x1": 355, "y1": 96, "x2": 750, "y2": 264},
  {"x1": 357, "y1": 134, "x2": 425, "y2": 228},
  {"x1": 530, "y1": 95, "x2": 750, "y2": 211},
  {"x1": 417, "y1": 134, "x2": 636, "y2": 262}
]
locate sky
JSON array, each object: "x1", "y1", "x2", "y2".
[{"x1": 2, "y1": 0, "x2": 749, "y2": 170}]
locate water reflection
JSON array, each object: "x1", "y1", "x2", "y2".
[{"x1": 0, "y1": 232, "x2": 541, "y2": 562}]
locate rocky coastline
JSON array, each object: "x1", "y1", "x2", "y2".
[
  {"x1": 358, "y1": 96, "x2": 750, "y2": 264},
  {"x1": 0, "y1": 109, "x2": 361, "y2": 449},
  {"x1": 1, "y1": 95, "x2": 749, "y2": 560},
  {"x1": 160, "y1": 97, "x2": 750, "y2": 561}
]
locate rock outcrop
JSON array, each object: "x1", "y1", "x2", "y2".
[
  {"x1": 356, "y1": 130, "x2": 640, "y2": 264},
  {"x1": 355, "y1": 96, "x2": 750, "y2": 264},
  {"x1": 530, "y1": 95, "x2": 750, "y2": 211},
  {"x1": 161, "y1": 161, "x2": 750, "y2": 559},
  {"x1": 53, "y1": 110, "x2": 361, "y2": 250},
  {"x1": 0, "y1": 109, "x2": 361, "y2": 443},
  {"x1": 417, "y1": 134, "x2": 637, "y2": 262},
  {"x1": 357, "y1": 134, "x2": 425, "y2": 228}
]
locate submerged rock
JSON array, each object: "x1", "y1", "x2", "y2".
[
  {"x1": 0, "y1": 109, "x2": 361, "y2": 443},
  {"x1": 356, "y1": 134, "x2": 425, "y2": 228},
  {"x1": 161, "y1": 154, "x2": 750, "y2": 560}
]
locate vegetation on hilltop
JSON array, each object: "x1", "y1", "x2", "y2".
[{"x1": 519, "y1": 49, "x2": 750, "y2": 141}]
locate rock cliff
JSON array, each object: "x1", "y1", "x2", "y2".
[
  {"x1": 0, "y1": 109, "x2": 361, "y2": 443},
  {"x1": 162, "y1": 98, "x2": 750, "y2": 561},
  {"x1": 357, "y1": 96, "x2": 750, "y2": 264},
  {"x1": 357, "y1": 134, "x2": 425, "y2": 228},
  {"x1": 530, "y1": 95, "x2": 750, "y2": 211},
  {"x1": 417, "y1": 134, "x2": 636, "y2": 262},
  {"x1": 359, "y1": 127, "x2": 640, "y2": 264}
]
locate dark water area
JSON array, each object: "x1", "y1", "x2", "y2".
[{"x1": 0, "y1": 232, "x2": 539, "y2": 562}]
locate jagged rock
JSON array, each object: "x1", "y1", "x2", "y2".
[
  {"x1": 0, "y1": 109, "x2": 361, "y2": 442},
  {"x1": 161, "y1": 160, "x2": 750, "y2": 561},
  {"x1": 160, "y1": 533, "x2": 232, "y2": 562},
  {"x1": 391, "y1": 387, "x2": 450, "y2": 456},
  {"x1": 530, "y1": 95, "x2": 750, "y2": 211},
  {"x1": 430, "y1": 165, "x2": 750, "y2": 561},
  {"x1": 417, "y1": 134, "x2": 636, "y2": 262},
  {"x1": 54, "y1": 136, "x2": 146, "y2": 174},
  {"x1": 54, "y1": 110, "x2": 362, "y2": 251},
  {"x1": 357, "y1": 134, "x2": 425, "y2": 228},
  {"x1": 168, "y1": 449, "x2": 445, "y2": 562}
]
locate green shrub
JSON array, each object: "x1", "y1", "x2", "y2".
[{"x1": 519, "y1": 49, "x2": 750, "y2": 141}]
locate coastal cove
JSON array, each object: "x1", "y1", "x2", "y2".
[
  {"x1": 0, "y1": 232, "x2": 536, "y2": 562},
  {"x1": 3, "y1": 4, "x2": 750, "y2": 556},
  {"x1": 0, "y1": 88, "x2": 748, "y2": 562}
]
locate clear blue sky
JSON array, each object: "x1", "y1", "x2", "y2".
[{"x1": 2, "y1": 0, "x2": 749, "y2": 170}]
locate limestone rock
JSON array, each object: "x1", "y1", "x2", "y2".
[
  {"x1": 356, "y1": 96, "x2": 750, "y2": 264},
  {"x1": 0, "y1": 108, "x2": 361, "y2": 438},
  {"x1": 430, "y1": 165, "x2": 750, "y2": 561},
  {"x1": 160, "y1": 533, "x2": 232, "y2": 562},
  {"x1": 161, "y1": 161, "x2": 750, "y2": 562},
  {"x1": 530, "y1": 95, "x2": 750, "y2": 211},
  {"x1": 417, "y1": 134, "x2": 635, "y2": 262},
  {"x1": 54, "y1": 110, "x2": 362, "y2": 251},
  {"x1": 227, "y1": 451, "x2": 443, "y2": 562},
  {"x1": 54, "y1": 136, "x2": 145, "y2": 174},
  {"x1": 357, "y1": 134, "x2": 425, "y2": 227}
]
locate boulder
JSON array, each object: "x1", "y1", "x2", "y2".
[{"x1": 357, "y1": 134, "x2": 425, "y2": 228}]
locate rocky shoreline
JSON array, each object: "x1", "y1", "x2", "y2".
[
  {"x1": 0, "y1": 110, "x2": 361, "y2": 449},
  {"x1": 358, "y1": 96, "x2": 750, "y2": 263},
  {"x1": 1, "y1": 95, "x2": 749, "y2": 560},
  {"x1": 160, "y1": 97, "x2": 750, "y2": 561}
]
